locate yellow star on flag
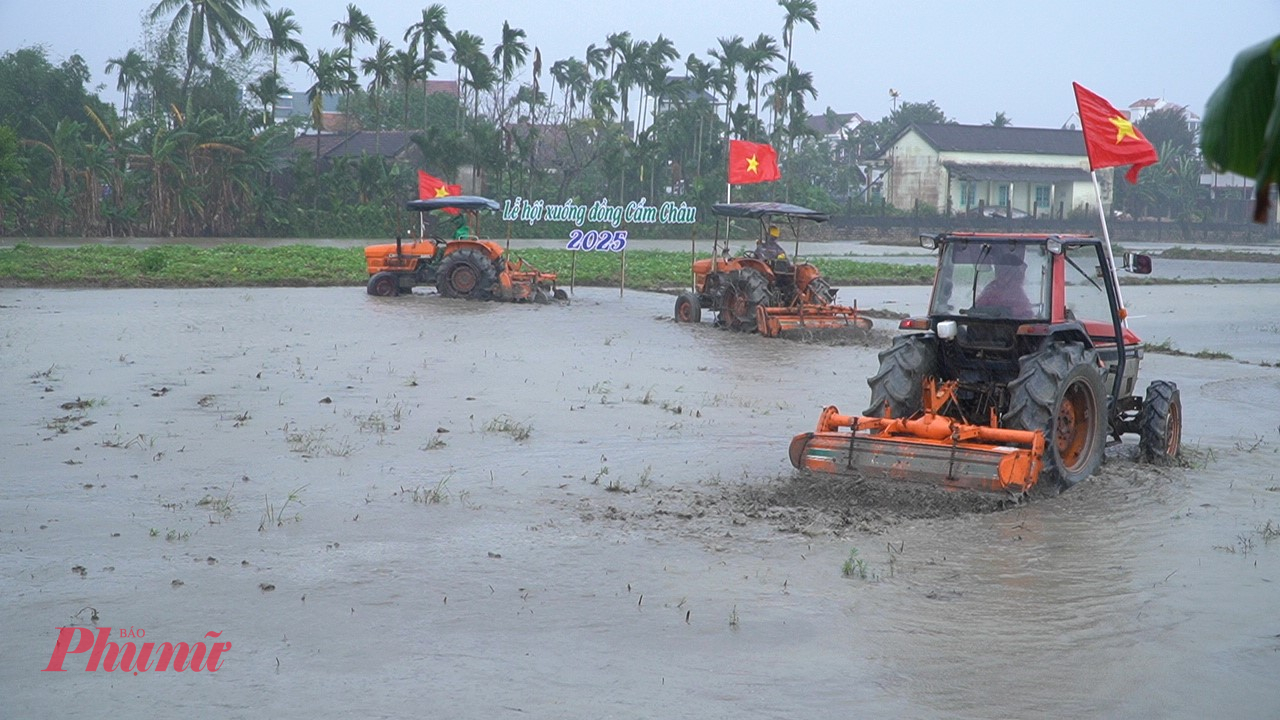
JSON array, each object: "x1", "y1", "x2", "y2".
[
  {"x1": 1109, "y1": 115, "x2": 1139, "y2": 144},
  {"x1": 434, "y1": 186, "x2": 451, "y2": 197},
  {"x1": 746, "y1": 154, "x2": 760, "y2": 174}
]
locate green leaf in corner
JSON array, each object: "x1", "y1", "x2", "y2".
[{"x1": 1200, "y1": 35, "x2": 1280, "y2": 222}]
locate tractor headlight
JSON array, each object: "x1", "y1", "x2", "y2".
[
  {"x1": 1045, "y1": 237, "x2": 1063, "y2": 254},
  {"x1": 919, "y1": 234, "x2": 938, "y2": 250},
  {"x1": 936, "y1": 320, "x2": 958, "y2": 341}
]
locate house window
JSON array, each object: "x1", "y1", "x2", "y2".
[
  {"x1": 997, "y1": 184, "x2": 1010, "y2": 207},
  {"x1": 1035, "y1": 185, "x2": 1051, "y2": 208},
  {"x1": 960, "y1": 181, "x2": 975, "y2": 208}
]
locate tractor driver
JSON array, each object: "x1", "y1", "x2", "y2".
[
  {"x1": 974, "y1": 260, "x2": 1034, "y2": 317},
  {"x1": 454, "y1": 210, "x2": 476, "y2": 239},
  {"x1": 755, "y1": 224, "x2": 787, "y2": 263}
]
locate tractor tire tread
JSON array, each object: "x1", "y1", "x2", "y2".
[
  {"x1": 436, "y1": 248, "x2": 497, "y2": 300},
  {"x1": 1138, "y1": 380, "x2": 1181, "y2": 464},
  {"x1": 719, "y1": 268, "x2": 770, "y2": 332},
  {"x1": 1005, "y1": 342, "x2": 1106, "y2": 490},
  {"x1": 864, "y1": 335, "x2": 938, "y2": 417}
]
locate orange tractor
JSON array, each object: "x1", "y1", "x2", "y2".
[
  {"x1": 673, "y1": 202, "x2": 870, "y2": 338},
  {"x1": 789, "y1": 233, "x2": 1182, "y2": 494},
  {"x1": 364, "y1": 195, "x2": 564, "y2": 302}
]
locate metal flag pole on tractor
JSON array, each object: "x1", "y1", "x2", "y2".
[
  {"x1": 1072, "y1": 82, "x2": 1160, "y2": 322},
  {"x1": 1089, "y1": 170, "x2": 1122, "y2": 312}
]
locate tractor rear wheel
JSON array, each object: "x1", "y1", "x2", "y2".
[
  {"x1": 436, "y1": 249, "x2": 497, "y2": 300},
  {"x1": 864, "y1": 334, "x2": 938, "y2": 417},
  {"x1": 1006, "y1": 342, "x2": 1106, "y2": 490},
  {"x1": 674, "y1": 292, "x2": 702, "y2": 323},
  {"x1": 719, "y1": 268, "x2": 769, "y2": 332},
  {"x1": 367, "y1": 271, "x2": 400, "y2": 297},
  {"x1": 1138, "y1": 380, "x2": 1182, "y2": 464}
]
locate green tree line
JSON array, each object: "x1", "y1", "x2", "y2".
[{"x1": 0, "y1": 0, "x2": 1214, "y2": 238}]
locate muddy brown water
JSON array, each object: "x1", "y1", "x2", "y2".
[{"x1": 2, "y1": 283, "x2": 1279, "y2": 718}]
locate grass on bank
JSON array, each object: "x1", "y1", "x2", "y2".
[
  {"x1": 0, "y1": 243, "x2": 936, "y2": 289},
  {"x1": 1158, "y1": 246, "x2": 1280, "y2": 264},
  {"x1": 5, "y1": 242, "x2": 1276, "y2": 290}
]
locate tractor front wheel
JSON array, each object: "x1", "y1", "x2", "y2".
[
  {"x1": 1139, "y1": 380, "x2": 1182, "y2": 464},
  {"x1": 674, "y1": 292, "x2": 702, "y2": 323},
  {"x1": 436, "y1": 249, "x2": 497, "y2": 300},
  {"x1": 1006, "y1": 342, "x2": 1106, "y2": 491},
  {"x1": 367, "y1": 271, "x2": 400, "y2": 297},
  {"x1": 718, "y1": 268, "x2": 769, "y2": 332}
]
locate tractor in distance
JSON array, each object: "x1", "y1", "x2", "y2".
[
  {"x1": 673, "y1": 201, "x2": 871, "y2": 338},
  {"x1": 365, "y1": 195, "x2": 564, "y2": 302}
]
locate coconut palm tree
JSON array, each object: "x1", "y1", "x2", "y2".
[
  {"x1": 605, "y1": 32, "x2": 631, "y2": 77},
  {"x1": 550, "y1": 57, "x2": 591, "y2": 121},
  {"x1": 404, "y1": 4, "x2": 453, "y2": 127},
  {"x1": 392, "y1": 49, "x2": 423, "y2": 125},
  {"x1": 710, "y1": 36, "x2": 747, "y2": 134},
  {"x1": 566, "y1": 59, "x2": 592, "y2": 120},
  {"x1": 331, "y1": 4, "x2": 377, "y2": 64},
  {"x1": 778, "y1": 0, "x2": 819, "y2": 138},
  {"x1": 463, "y1": 51, "x2": 498, "y2": 122},
  {"x1": 491, "y1": 21, "x2": 530, "y2": 116},
  {"x1": 246, "y1": 70, "x2": 287, "y2": 126},
  {"x1": 589, "y1": 78, "x2": 619, "y2": 122},
  {"x1": 637, "y1": 35, "x2": 678, "y2": 136},
  {"x1": 148, "y1": 0, "x2": 266, "y2": 103},
  {"x1": 612, "y1": 37, "x2": 648, "y2": 130},
  {"x1": 292, "y1": 47, "x2": 358, "y2": 166},
  {"x1": 743, "y1": 34, "x2": 782, "y2": 127},
  {"x1": 361, "y1": 39, "x2": 396, "y2": 141},
  {"x1": 448, "y1": 31, "x2": 484, "y2": 125},
  {"x1": 773, "y1": 61, "x2": 817, "y2": 147},
  {"x1": 256, "y1": 8, "x2": 306, "y2": 76},
  {"x1": 584, "y1": 43, "x2": 610, "y2": 79},
  {"x1": 105, "y1": 50, "x2": 150, "y2": 122}
]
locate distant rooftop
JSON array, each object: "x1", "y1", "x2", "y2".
[{"x1": 897, "y1": 123, "x2": 1086, "y2": 156}]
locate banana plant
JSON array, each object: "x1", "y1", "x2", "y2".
[{"x1": 1200, "y1": 35, "x2": 1280, "y2": 223}]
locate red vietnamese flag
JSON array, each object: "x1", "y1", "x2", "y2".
[
  {"x1": 1072, "y1": 82, "x2": 1159, "y2": 184},
  {"x1": 417, "y1": 170, "x2": 463, "y2": 214},
  {"x1": 727, "y1": 139, "x2": 781, "y2": 184}
]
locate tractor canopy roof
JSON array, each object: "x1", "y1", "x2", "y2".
[
  {"x1": 405, "y1": 196, "x2": 501, "y2": 213},
  {"x1": 710, "y1": 202, "x2": 830, "y2": 223}
]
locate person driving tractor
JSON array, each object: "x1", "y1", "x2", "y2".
[
  {"x1": 454, "y1": 211, "x2": 476, "y2": 239},
  {"x1": 974, "y1": 260, "x2": 1034, "y2": 317},
  {"x1": 755, "y1": 224, "x2": 787, "y2": 262}
]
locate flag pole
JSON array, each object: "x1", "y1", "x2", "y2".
[
  {"x1": 1090, "y1": 170, "x2": 1126, "y2": 323},
  {"x1": 725, "y1": 182, "x2": 733, "y2": 241}
]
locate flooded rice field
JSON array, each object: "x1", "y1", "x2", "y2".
[{"x1": 2, "y1": 282, "x2": 1279, "y2": 718}]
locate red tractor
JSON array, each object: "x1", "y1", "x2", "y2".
[
  {"x1": 789, "y1": 233, "x2": 1182, "y2": 494},
  {"x1": 364, "y1": 195, "x2": 563, "y2": 302},
  {"x1": 673, "y1": 202, "x2": 870, "y2": 338}
]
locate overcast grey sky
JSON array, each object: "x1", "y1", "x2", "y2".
[{"x1": 1, "y1": 0, "x2": 1275, "y2": 129}]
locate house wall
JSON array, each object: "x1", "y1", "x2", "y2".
[
  {"x1": 886, "y1": 131, "x2": 1106, "y2": 217},
  {"x1": 885, "y1": 131, "x2": 945, "y2": 210}
]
